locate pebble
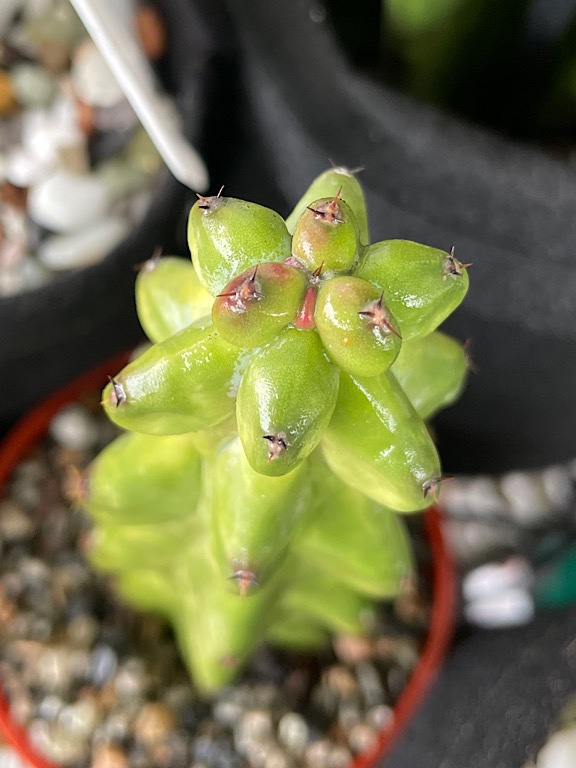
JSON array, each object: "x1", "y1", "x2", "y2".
[
  {"x1": 50, "y1": 403, "x2": 101, "y2": 450},
  {"x1": 462, "y1": 557, "x2": 535, "y2": 602},
  {"x1": 10, "y1": 62, "x2": 58, "y2": 107},
  {"x1": 71, "y1": 39, "x2": 126, "y2": 108},
  {"x1": 277, "y1": 712, "x2": 309, "y2": 756},
  {"x1": 536, "y1": 725, "x2": 576, "y2": 768},
  {"x1": 91, "y1": 743, "x2": 129, "y2": 768},
  {"x1": 464, "y1": 587, "x2": 535, "y2": 629},
  {"x1": 38, "y1": 215, "x2": 129, "y2": 269},
  {"x1": 0, "y1": 502, "x2": 34, "y2": 541},
  {"x1": 132, "y1": 702, "x2": 177, "y2": 748},
  {"x1": 28, "y1": 169, "x2": 110, "y2": 232}
]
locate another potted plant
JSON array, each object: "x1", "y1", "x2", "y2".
[{"x1": 0, "y1": 167, "x2": 465, "y2": 767}]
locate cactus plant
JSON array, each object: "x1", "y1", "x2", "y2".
[{"x1": 83, "y1": 168, "x2": 469, "y2": 693}]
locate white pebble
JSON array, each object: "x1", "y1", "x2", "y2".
[
  {"x1": 38, "y1": 215, "x2": 129, "y2": 269},
  {"x1": 49, "y1": 403, "x2": 100, "y2": 450},
  {"x1": 21, "y1": 101, "x2": 84, "y2": 168},
  {"x1": 10, "y1": 63, "x2": 58, "y2": 107},
  {"x1": 464, "y1": 587, "x2": 535, "y2": 629},
  {"x1": 463, "y1": 557, "x2": 535, "y2": 602},
  {"x1": 0, "y1": 745, "x2": 27, "y2": 768},
  {"x1": 28, "y1": 170, "x2": 111, "y2": 232},
  {"x1": 536, "y1": 726, "x2": 576, "y2": 768},
  {"x1": 71, "y1": 39, "x2": 126, "y2": 108},
  {"x1": 5, "y1": 144, "x2": 49, "y2": 187},
  {"x1": 500, "y1": 472, "x2": 551, "y2": 524}
]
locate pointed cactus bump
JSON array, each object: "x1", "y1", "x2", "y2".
[
  {"x1": 315, "y1": 276, "x2": 402, "y2": 377},
  {"x1": 356, "y1": 239, "x2": 469, "y2": 340},
  {"x1": 285, "y1": 166, "x2": 370, "y2": 244},
  {"x1": 135, "y1": 255, "x2": 214, "y2": 343},
  {"x1": 212, "y1": 262, "x2": 307, "y2": 348},
  {"x1": 292, "y1": 195, "x2": 361, "y2": 274},
  {"x1": 236, "y1": 328, "x2": 339, "y2": 476},
  {"x1": 187, "y1": 196, "x2": 292, "y2": 295}
]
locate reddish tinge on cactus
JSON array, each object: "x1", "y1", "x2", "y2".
[{"x1": 83, "y1": 168, "x2": 469, "y2": 693}]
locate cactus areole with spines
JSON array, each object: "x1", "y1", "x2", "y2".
[{"x1": 85, "y1": 169, "x2": 469, "y2": 693}]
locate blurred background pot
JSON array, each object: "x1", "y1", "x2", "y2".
[
  {"x1": 219, "y1": 0, "x2": 576, "y2": 475},
  {"x1": 0, "y1": 0, "x2": 235, "y2": 436}
]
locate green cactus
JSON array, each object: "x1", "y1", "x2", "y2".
[{"x1": 83, "y1": 168, "x2": 469, "y2": 693}]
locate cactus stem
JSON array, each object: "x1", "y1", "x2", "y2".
[
  {"x1": 229, "y1": 569, "x2": 259, "y2": 597},
  {"x1": 358, "y1": 293, "x2": 402, "y2": 339},
  {"x1": 263, "y1": 432, "x2": 289, "y2": 461},
  {"x1": 107, "y1": 376, "x2": 126, "y2": 407},
  {"x1": 422, "y1": 474, "x2": 453, "y2": 499},
  {"x1": 293, "y1": 286, "x2": 317, "y2": 329},
  {"x1": 444, "y1": 246, "x2": 472, "y2": 276},
  {"x1": 217, "y1": 266, "x2": 264, "y2": 307}
]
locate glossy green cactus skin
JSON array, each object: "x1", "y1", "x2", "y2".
[
  {"x1": 135, "y1": 255, "x2": 213, "y2": 343},
  {"x1": 188, "y1": 196, "x2": 292, "y2": 295},
  {"x1": 85, "y1": 169, "x2": 469, "y2": 693},
  {"x1": 356, "y1": 239, "x2": 469, "y2": 340},
  {"x1": 292, "y1": 196, "x2": 361, "y2": 274}
]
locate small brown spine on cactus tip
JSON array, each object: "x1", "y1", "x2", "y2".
[
  {"x1": 358, "y1": 292, "x2": 402, "y2": 339},
  {"x1": 263, "y1": 432, "x2": 289, "y2": 462},
  {"x1": 422, "y1": 475, "x2": 453, "y2": 499},
  {"x1": 216, "y1": 266, "x2": 264, "y2": 307},
  {"x1": 229, "y1": 569, "x2": 259, "y2": 597},
  {"x1": 106, "y1": 376, "x2": 126, "y2": 408},
  {"x1": 307, "y1": 187, "x2": 344, "y2": 223},
  {"x1": 444, "y1": 246, "x2": 472, "y2": 277},
  {"x1": 196, "y1": 185, "x2": 225, "y2": 212}
]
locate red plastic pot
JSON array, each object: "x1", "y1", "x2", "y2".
[{"x1": 0, "y1": 357, "x2": 456, "y2": 768}]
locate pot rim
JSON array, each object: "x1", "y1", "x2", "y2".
[{"x1": 0, "y1": 355, "x2": 456, "y2": 768}]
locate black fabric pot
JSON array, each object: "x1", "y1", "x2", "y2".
[
  {"x1": 0, "y1": 0, "x2": 236, "y2": 435},
  {"x1": 220, "y1": 0, "x2": 576, "y2": 474}
]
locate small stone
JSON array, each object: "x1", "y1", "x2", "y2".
[
  {"x1": 234, "y1": 709, "x2": 273, "y2": 754},
  {"x1": 132, "y1": 702, "x2": 176, "y2": 749},
  {"x1": 4, "y1": 144, "x2": 47, "y2": 188},
  {"x1": 71, "y1": 39, "x2": 125, "y2": 108},
  {"x1": 365, "y1": 703, "x2": 394, "y2": 731},
  {"x1": 462, "y1": 557, "x2": 534, "y2": 602},
  {"x1": 0, "y1": 501, "x2": 34, "y2": 541},
  {"x1": 113, "y1": 657, "x2": 148, "y2": 700},
  {"x1": 36, "y1": 646, "x2": 74, "y2": 694},
  {"x1": 540, "y1": 466, "x2": 574, "y2": 511},
  {"x1": 323, "y1": 665, "x2": 359, "y2": 701},
  {"x1": 465, "y1": 587, "x2": 535, "y2": 629},
  {"x1": 50, "y1": 403, "x2": 100, "y2": 450},
  {"x1": 304, "y1": 738, "x2": 331, "y2": 768},
  {"x1": 277, "y1": 712, "x2": 309, "y2": 756},
  {"x1": 326, "y1": 745, "x2": 353, "y2": 768},
  {"x1": 38, "y1": 215, "x2": 129, "y2": 269},
  {"x1": 54, "y1": 697, "x2": 99, "y2": 741},
  {"x1": 10, "y1": 63, "x2": 57, "y2": 107},
  {"x1": 500, "y1": 472, "x2": 551, "y2": 524},
  {"x1": 28, "y1": 170, "x2": 111, "y2": 232},
  {"x1": 355, "y1": 662, "x2": 385, "y2": 709},
  {"x1": 21, "y1": 97, "x2": 84, "y2": 166},
  {"x1": 332, "y1": 634, "x2": 373, "y2": 665},
  {"x1": 66, "y1": 613, "x2": 99, "y2": 648},
  {"x1": 88, "y1": 644, "x2": 118, "y2": 687},
  {"x1": 347, "y1": 722, "x2": 378, "y2": 754},
  {"x1": 536, "y1": 725, "x2": 576, "y2": 768},
  {"x1": 91, "y1": 743, "x2": 129, "y2": 768}
]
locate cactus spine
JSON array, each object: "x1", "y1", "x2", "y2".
[{"x1": 84, "y1": 170, "x2": 469, "y2": 692}]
